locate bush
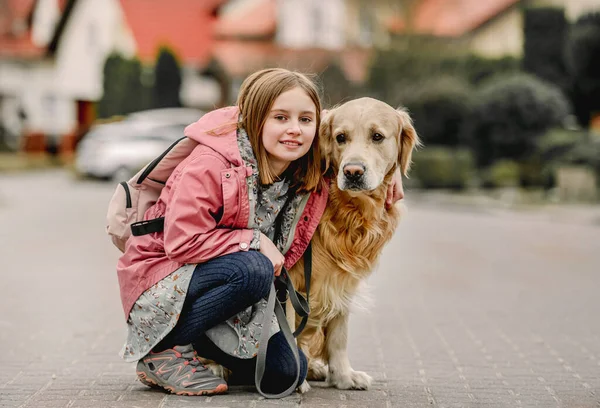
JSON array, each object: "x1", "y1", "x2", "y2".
[
  {"x1": 528, "y1": 128, "x2": 590, "y2": 189},
  {"x1": 320, "y1": 64, "x2": 354, "y2": 107},
  {"x1": 367, "y1": 50, "x2": 519, "y2": 106},
  {"x1": 153, "y1": 47, "x2": 182, "y2": 108},
  {"x1": 537, "y1": 127, "x2": 585, "y2": 161},
  {"x1": 562, "y1": 140, "x2": 600, "y2": 182},
  {"x1": 523, "y1": 7, "x2": 569, "y2": 90},
  {"x1": 398, "y1": 76, "x2": 472, "y2": 147},
  {"x1": 440, "y1": 54, "x2": 521, "y2": 85},
  {"x1": 565, "y1": 12, "x2": 600, "y2": 128},
  {"x1": 462, "y1": 73, "x2": 571, "y2": 167},
  {"x1": 98, "y1": 53, "x2": 149, "y2": 119},
  {"x1": 482, "y1": 160, "x2": 520, "y2": 188},
  {"x1": 410, "y1": 146, "x2": 475, "y2": 190}
]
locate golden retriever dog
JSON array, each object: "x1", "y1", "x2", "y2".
[{"x1": 288, "y1": 97, "x2": 420, "y2": 392}]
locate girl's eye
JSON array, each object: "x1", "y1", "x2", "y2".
[
  {"x1": 372, "y1": 133, "x2": 384, "y2": 142},
  {"x1": 275, "y1": 115, "x2": 286, "y2": 120},
  {"x1": 300, "y1": 117, "x2": 312, "y2": 123},
  {"x1": 336, "y1": 133, "x2": 346, "y2": 144}
]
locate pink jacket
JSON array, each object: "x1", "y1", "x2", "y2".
[{"x1": 117, "y1": 106, "x2": 329, "y2": 318}]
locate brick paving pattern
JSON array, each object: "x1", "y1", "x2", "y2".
[{"x1": 1, "y1": 171, "x2": 599, "y2": 408}]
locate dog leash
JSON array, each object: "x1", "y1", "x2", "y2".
[
  {"x1": 255, "y1": 243, "x2": 312, "y2": 398},
  {"x1": 276, "y1": 242, "x2": 312, "y2": 336}
]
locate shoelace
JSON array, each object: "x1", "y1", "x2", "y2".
[{"x1": 175, "y1": 346, "x2": 205, "y2": 373}]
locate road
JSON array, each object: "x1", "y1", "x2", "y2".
[{"x1": 1, "y1": 170, "x2": 599, "y2": 407}]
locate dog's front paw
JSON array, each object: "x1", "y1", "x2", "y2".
[
  {"x1": 329, "y1": 370, "x2": 372, "y2": 390},
  {"x1": 297, "y1": 380, "x2": 311, "y2": 394},
  {"x1": 307, "y1": 359, "x2": 328, "y2": 381}
]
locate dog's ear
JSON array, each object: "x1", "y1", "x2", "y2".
[
  {"x1": 319, "y1": 108, "x2": 335, "y2": 174},
  {"x1": 396, "y1": 108, "x2": 421, "y2": 176}
]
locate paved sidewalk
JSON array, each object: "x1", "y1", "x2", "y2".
[{"x1": 1, "y1": 171, "x2": 599, "y2": 407}]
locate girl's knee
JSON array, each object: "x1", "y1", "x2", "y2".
[
  {"x1": 261, "y1": 347, "x2": 307, "y2": 394},
  {"x1": 230, "y1": 251, "x2": 273, "y2": 299}
]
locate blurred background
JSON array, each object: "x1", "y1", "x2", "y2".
[
  {"x1": 1, "y1": 2, "x2": 600, "y2": 407},
  {"x1": 0, "y1": 0, "x2": 599, "y2": 204}
]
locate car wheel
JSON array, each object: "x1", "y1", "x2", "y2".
[{"x1": 112, "y1": 166, "x2": 135, "y2": 182}]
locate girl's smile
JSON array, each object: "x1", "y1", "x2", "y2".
[{"x1": 261, "y1": 87, "x2": 317, "y2": 176}]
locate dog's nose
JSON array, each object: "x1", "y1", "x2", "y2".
[{"x1": 343, "y1": 164, "x2": 365, "y2": 181}]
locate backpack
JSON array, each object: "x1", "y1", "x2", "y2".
[{"x1": 106, "y1": 136, "x2": 198, "y2": 252}]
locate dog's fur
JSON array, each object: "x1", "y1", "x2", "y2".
[
  {"x1": 288, "y1": 97, "x2": 420, "y2": 392},
  {"x1": 201, "y1": 97, "x2": 420, "y2": 392}
]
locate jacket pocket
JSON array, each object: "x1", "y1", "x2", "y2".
[{"x1": 220, "y1": 167, "x2": 242, "y2": 227}]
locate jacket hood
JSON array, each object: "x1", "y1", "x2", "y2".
[{"x1": 184, "y1": 106, "x2": 243, "y2": 166}]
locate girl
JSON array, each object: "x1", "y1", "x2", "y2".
[{"x1": 116, "y1": 68, "x2": 327, "y2": 396}]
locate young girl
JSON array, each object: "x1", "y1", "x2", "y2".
[{"x1": 116, "y1": 68, "x2": 327, "y2": 396}]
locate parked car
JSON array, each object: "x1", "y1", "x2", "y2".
[{"x1": 76, "y1": 108, "x2": 203, "y2": 181}]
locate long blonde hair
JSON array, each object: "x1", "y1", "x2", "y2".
[{"x1": 237, "y1": 68, "x2": 322, "y2": 193}]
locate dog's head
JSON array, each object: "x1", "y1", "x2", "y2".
[{"x1": 320, "y1": 97, "x2": 420, "y2": 192}]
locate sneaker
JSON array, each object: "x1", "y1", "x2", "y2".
[{"x1": 136, "y1": 344, "x2": 228, "y2": 396}]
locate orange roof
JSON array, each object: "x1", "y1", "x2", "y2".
[
  {"x1": 0, "y1": 0, "x2": 44, "y2": 58},
  {"x1": 119, "y1": 0, "x2": 226, "y2": 66},
  {"x1": 212, "y1": 40, "x2": 371, "y2": 83},
  {"x1": 5, "y1": 0, "x2": 35, "y2": 19},
  {"x1": 215, "y1": 0, "x2": 276, "y2": 39},
  {"x1": 389, "y1": 0, "x2": 520, "y2": 37}
]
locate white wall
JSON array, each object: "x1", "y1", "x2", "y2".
[
  {"x1": 276, "y1": 0, "x2": 345, "y2": 49},
  {"x1": 31, "y1": 0, "x2": 61, "y2": 47},
  {"x1": 0, "y1": 60, "x2": 75, "y2": 136},
  {"x1": 468, "y1": 8, "x2": 524, "y2": 58},
  {"x1": 54, "y1": 0, "x2": 136, "y2": 101},
  {"x1": 0, "y1": 0, "x2": 137, "y2": 136}
]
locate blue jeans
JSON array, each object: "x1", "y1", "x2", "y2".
[{"x1": 157, "y1": 251, "x2": 307, "y2": 394}]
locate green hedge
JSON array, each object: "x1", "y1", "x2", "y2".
[
  {"x1": 410, "y1": 146, "x2": 475, "y2": 190},
  {"x1": 399, "y1": 76, "x2": 472, "y2": 147},
  {"x1": 462, "y1": 73, "x2": 571, "y2": 167}
]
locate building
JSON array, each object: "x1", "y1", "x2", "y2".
[{"x1": 0, "y1": 0, "x2": 224, "y2": 153}]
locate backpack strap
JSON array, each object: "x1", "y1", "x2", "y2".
[{"x1": 131, "y1": 217, "x2": 165, "y2": 236}]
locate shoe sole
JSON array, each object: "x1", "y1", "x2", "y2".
[{"x1": 137, "y1": 371, "x2": 228, "y2": 396}]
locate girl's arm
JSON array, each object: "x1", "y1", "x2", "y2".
[{"x1": 163, "y1": 154, "x2": 254, "y2": 264}]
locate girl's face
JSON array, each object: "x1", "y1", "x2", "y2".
[{"x1": 262, "y1": 87, "x2": 317, "y2": 176}]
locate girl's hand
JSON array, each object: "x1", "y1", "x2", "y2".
[{"x1": 259, "y1": 233, "x2": 284, "y2": 277}]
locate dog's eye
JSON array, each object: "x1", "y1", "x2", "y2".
[
  {"x1": 372, "y1": 133, "x2": 384, "y2": 142},
  {"x1": 335, "y1": 133, "x2": 346, "y2": 144}
]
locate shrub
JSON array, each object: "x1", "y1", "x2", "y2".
[
  {"x1": 562, "y1": 140, "x2": 600, "y2": 184},
  {"x1": 153, "y1": 47, "x2": 182, "y2": 108},
  {"x1": 523, "y1": 7, "x2": 569, "y2": 90},
  {"x1": 565, "y1": 12, "x2": 600, "y2": 128},
  {"x1": 537, "y1": 127, "x2": 585, "y2": 161},
  {"x1": 367, "y1": 50, "x2": 519, "y2": 106},
  {"x1": 410, "y1": 146, "x2": 475, "y2": 190},
  {"x1": 98, "y1": 53, "x2": 149, "y2": 119},
  {"x1": 398, "y1": 76, "x2": 472, "y2": 147},
  {"x1": 482, "y1": 160, "x2": 520, "y2": 188},
  {"x1": 532, "y1": 128, "x2": 591, "y2": 188},
  {"x1": 462, "y1": 73, "x2": 571, "y2": 167},
  {"x1": 320, "y1": 64, "x2": 354, "y2": 107}
]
